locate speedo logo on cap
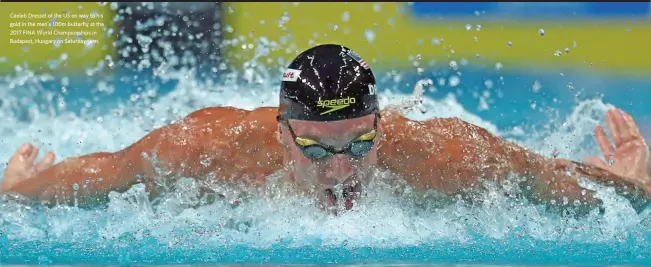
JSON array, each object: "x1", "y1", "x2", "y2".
[
  {"x1": 282, "y1": 68, "x2": 301, "y2": 82},
  {"x1": 317, "y1": 97, "x2": 356, "y2": 115}
]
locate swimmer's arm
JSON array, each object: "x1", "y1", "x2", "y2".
[
  {"x1": 443, "y1": 118, "x2": 651, "y2": 213},
  {"x1": 379, "y1": 114, "x2": 649, "y2": 213},
  {"x1": 498, "y1": 143, "x2": 650, "y2": 213},
  {"x1": 4, "y1": 107, "x2": 252, "y2": 207}
]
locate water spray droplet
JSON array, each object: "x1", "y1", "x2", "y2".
[
  {"x1": 437, "y1": 77, "x2": 446, "y2": 86},
  {"x1": 484, "y1": 80, "x2": 494, "y2": 89},
  {"x1": 448, "y1": 76, "x2": 461, "y2": 87},
  {"x1": 364, "y1": 30, "x2": 375, "y2": 43},
  {"x1": 449, "y1": 60, "x2": 458, "y2": 70},
  {"x1": 342, "y1": 11, "x2": 350, "y2": 22},
  {"x1": 48, "y1": 60, "x2": 60, "y2": 70},
  {"x1": 532, "y1": 80, "x2": 542, "y2": 93},
  {"x1": 277, "y1": 13, "x2": 290, "y2": 28},
  {"x1": 418, "y1": 104, "x2": 429, "y2": 114},
  {"x1": 432, "y1": 38, "x2": 441, "y2": 45}
]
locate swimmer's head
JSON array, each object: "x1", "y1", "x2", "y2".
[{"x1": 276, "y1": 44, "x2": 381, "y2": 213}]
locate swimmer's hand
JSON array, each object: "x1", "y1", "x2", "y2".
[
  {"x1": 1, "y1": 143, "x2": 55, "y2": 192},
  {"x1": 584, "y1": 108, "x2": 651, "y2": 196}
]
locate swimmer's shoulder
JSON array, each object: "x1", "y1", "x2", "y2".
[
  {"x1": 379, "y1": 108, "x2": 462, "y2": 127},
  {"x1": 183, "y1": 106, "x2": 278, "y2": 127},
  {"x1": 379, "y1": 109, "x2": 448, "y2": 135},
  {"x1": 378, "y1": 109, "x2": 484, "y2": 140}
]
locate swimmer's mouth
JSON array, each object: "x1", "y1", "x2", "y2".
[{"x1": 324, "y1": 183, "x2": 361, "y2": 211}]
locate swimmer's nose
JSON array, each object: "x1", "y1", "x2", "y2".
[{"x1": 323, "y1": 154, "x2": 355, "y2": 183}]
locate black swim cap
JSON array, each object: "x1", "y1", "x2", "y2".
[{"x1": 278, "y1": 44, "x2": 379, "y2": 122}]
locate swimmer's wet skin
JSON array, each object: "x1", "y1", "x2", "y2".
[{"x1": 2, "y1": 44, "x2": 650, "y2": 215}]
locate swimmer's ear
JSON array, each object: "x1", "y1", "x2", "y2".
[
  {"x1": 376, "y1": 115, "x2": 386, "y2": 145},
  {"x1": 276, "y1": 124, "x2": 288, "y2": 148},
  {"x1": 275, "y1": 115, "x2": 284, "y2": 140},
  {"x1": 376, "y1": 115, "x2": 384, "y2": 136}
]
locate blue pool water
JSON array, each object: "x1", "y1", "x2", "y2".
[{"x1": 1, "y1": 49, "x2": 651, "y2": 265}]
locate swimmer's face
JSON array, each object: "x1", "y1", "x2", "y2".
[{"x1": 278, "y1": 114, "x2": 380, "y2": 212}]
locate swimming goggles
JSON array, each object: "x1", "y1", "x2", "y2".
[{"x1": 277, "y1": 113, "x2": 379, "y2": 161}]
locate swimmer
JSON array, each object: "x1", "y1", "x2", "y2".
[{"x1": 2, "y1": 44, "x2": 650, "y2": 214}]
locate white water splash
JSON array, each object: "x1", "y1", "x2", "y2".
[
  {"x1": 0, "y1": 67, "x2": 646, "y2": 252},
  {"x1": 0, "y1": 7, "x2": 648, "y2": 262}
]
